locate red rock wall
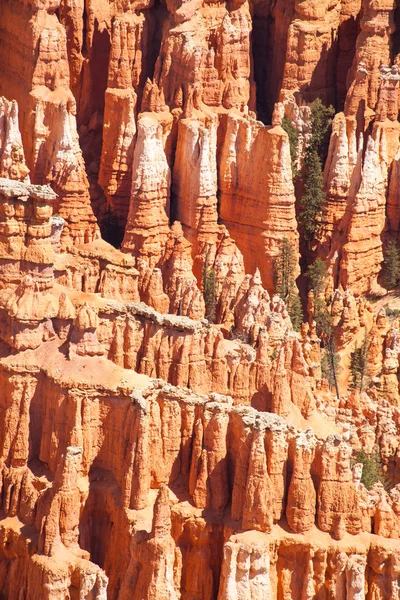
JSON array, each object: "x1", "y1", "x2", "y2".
[{"x1": 2, "y1": 1, "x2": 400, "y2": 598}]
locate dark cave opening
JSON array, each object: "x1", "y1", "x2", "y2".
[{"x1": 251, "y1": 11, "x2": 273, "y2": 125}]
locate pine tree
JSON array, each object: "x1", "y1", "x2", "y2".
[
  {"x1": 202, "y1": 257, "x2": 217, "y2": 323},
  {"x1": 313, "y1": 297, "x2": 332, "y2": 338},
  {"x1": 274, "y1": 237, "x2": 303, "y2": 331},
  {"x1": 308, "y1": 99, "x2": 335, "y2": 160},
  {"x1": 275, "y1": 237, "x2": 297, "y2": 300},
  {"x1": 313, "y1": 294, "x2": 340, "y2": 399},
  {"x1": 349, "y1": 334, "x2": 368, "y2": 392},
  {"x1": 299, "y1": 148, "x2": 325, "y2": 243},
  {"x1": 298, "y1": 99, "x2": 335, "y2": 245},
  {"x1": 305, "y1": 250, "x2": 341, "y2": 397},
  {"x1": 289, "y1": 293, "x2": 303, "y2": 332},
  {"x1": 282, "y1": 116, "x2": 299, "y2": 178},
  {"x1": 321, "y1": 338, "x2": 341, "y2": 399},
  {"x1": 306, "y1": 258, "x2": 327, "y2": 297},
  {"x1": 383, "y1": 239, "x2": 400, "y2": 290},
  {"x1": 355, "y1": 448, "x2": 392, "y2": 491},
  {"x1": 349, "y1": 347, "x2": 363, "y2": 391}
]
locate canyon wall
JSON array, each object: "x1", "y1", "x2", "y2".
[{"x1": 0, "y1": 0, "x2": 400, "y2": 599}]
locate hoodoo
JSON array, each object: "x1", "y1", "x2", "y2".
[{"x1": 0, "y1": 0, "x2": 400, "y2": 598}]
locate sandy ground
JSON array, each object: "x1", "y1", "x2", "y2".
[{"x1": 1, "y1": 338, "x2": 150, "y2": 393}]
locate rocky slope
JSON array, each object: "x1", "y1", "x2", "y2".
[{"x1": 0, "y1": 0, "x2": 400, "y2": 598}]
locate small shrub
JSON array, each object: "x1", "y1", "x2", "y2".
[
  {"x1": 270, "y1": 347, "x2": 278, "y2": 361},
  {"x1": 385, "y1": 307, "x2": 400, "y2": 319},
  {"x1": 382, "y1": 239, "x2": 400, "y2": 290},
  {"x1": 355, "y1": 448, "x2": 392, "y2": 491},
  {"x1": 229, "y1": 328, "x2": 251, "y2": 345}
]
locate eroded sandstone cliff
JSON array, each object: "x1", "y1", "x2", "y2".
[{"x1": 0, "y1": 0, "x2": 400, "y2": 599}]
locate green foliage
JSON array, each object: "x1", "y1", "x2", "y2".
[
  {"x1": 289, "y1": 293, "x2": 303, "y2": 332},
  {"x1": 282, "y1": 116, "x2": 299, "y2": 178},
  {"x1": 385, "y1": 307, "x2": 400, "y2": 319},
  {"x1": 306, "y1": 256, "x2": 332, "y2": 341},
  {"x1": 321, "y1": 338, "x2": 341, "y2": 398},
  {"x1": 306, "y1": 258, "x2": 328, "y2": 297},
  {"x1": 321, "y1": 341, "x2": 340, "y2": 398},
  {"x1": 313, "y1": 297, "x2": 332, "y2": 338},
  {"x1": 299, "y1": 147, "x2": 325, "y2": 243},
  {"x1": 299, "y1": 99, "x2": 335, "y2": 245},
  {"x1": 306, "y1": 258, "x2": 340, "y2": 398},
  {"x1": 349, "y1": 334, "x2": 368, "y2": 392},
  {"x1": 275, "y1": 237, "x2": 297, "y2": 300},
  {"x1": 274, "y1": 237, "x2": 303, "y2": 331},
  {"x1": 355, "y1": 448, "x2": 392, "y2": 491},
  {"x1": 307, "y1": 99, "x2": 335, "y2": 160},
  {"x1": 312, "y1": 291, "x2": 340, "y2": 397},
  {"x1": 230, "y1": 328, "x2": 250, "y2": 344},
  {"x1": 349, "y1": 347, "x2": 364, "y2": 390},
  {"x1": 383, "y1": 239, "x2": 400, "y2": 290},
  {"x1": 202, "y1": 259, "x2": 217, "y2": 323}
]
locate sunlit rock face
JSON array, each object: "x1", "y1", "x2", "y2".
[{"x1": 1, "y1": 0, "x2": 400, "y2": 598}]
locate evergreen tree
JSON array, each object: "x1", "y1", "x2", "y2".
[
  {"x1": 321, "y1": 341, "x2": 341, "y2": 399},
  {"x1": 306, "y1": 258, "x2": 328, "y2": 297},
  {"x1": 349, "y1": 346, "x2": 363, "y2": 391},
  {"x1": 282, "y1": 116, "x2": 299, "y2": 178},
  {"x1": 306, "y1": 257, "x2": 331, "y2": 342},
  {"x1": 298, "y1": 99, "x2": 335, "y2": 245},
  {"x1": 308, "y1": 99, "x2": 335, "y2": 160},
  {"x1": 289, "y1": 293, "x2": 303, "y2": 332},
  {"x1": 202, "y1": 258, "x2": 217, "y2": 323},
  {"x1": 355, "y1": 448, "x2": 392, "y2": 491},
  {"x1": 313, "y1": 297, "x2": 332, "y2": 337},
  {"x1": 274, "y1": 237, "x2": 303, "y2": 331},
  {"x1": 313, "y1": 295, "x2": 340, "y2": 399},
  {"x1": 299, "y1": 148, "x2": 325, "y2": 243},
  {"x1": 306, "y1": 258, "x2": 331, "y2": 343},
  {"x1": 275, "y1": 237, "x2": 297, "y2": 300},
  {"x1": 349, "y1": 334, "x2": 368, "y2": 392},
  {"x1": 305, "y1": 249, "x2": 341, "y2": 397},
  {"x1": 383, "y1": 239, "x2": 400, "y2": 290}
]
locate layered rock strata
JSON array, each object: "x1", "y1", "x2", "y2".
[
  {"x1": 0, "y1": 0, "x2": 99, "y2": 248},
  {"x1": 0, "y1": 178, "x2": 396, "y2": 598},
  {"x1": 2, "y1": 0, "x2": 400, "y2": 597},
  {"x1": 315, "y1": 0, "x2": 400, "y2": 294}
]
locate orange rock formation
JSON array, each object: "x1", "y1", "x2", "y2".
[{"x1": 1, "y1": 0, "x2": 400, "y2": 598}]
